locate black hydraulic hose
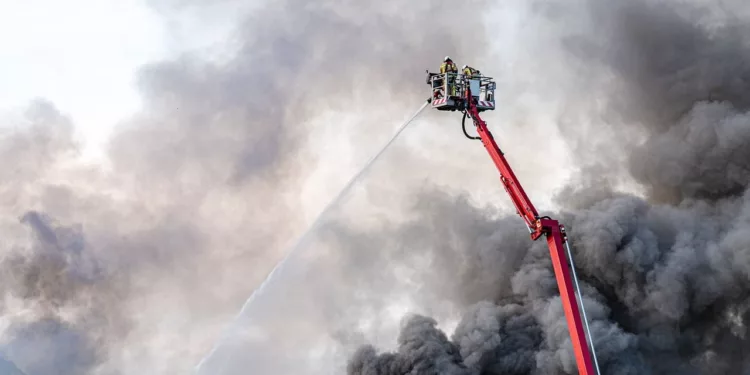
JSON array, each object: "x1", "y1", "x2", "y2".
[{"x1": 462, "y1": 111, "x2": 481, "y2": 140}]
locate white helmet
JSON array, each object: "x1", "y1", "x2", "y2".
[
  {"x1": 444, "y1": 56, "x2": 451, "y2": 62},
  {"x1": 462, "y1": 64, "x2": 468, "y2": 69}
]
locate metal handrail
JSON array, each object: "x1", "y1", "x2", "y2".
[{"x1": 427, "y1": 72, "x2": 496, "y2": 103}]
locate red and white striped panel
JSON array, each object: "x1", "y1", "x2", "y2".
[
  {"x1": 432, "y1": 98, "x2": 447, "y2": 106},
  {"x1": 477, "y1": 101, "x2": 494, "y2": 107}
]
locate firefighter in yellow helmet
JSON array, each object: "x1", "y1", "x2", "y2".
[
  {"x1": 462, "y1": 64, "x2": 480, "y2": 78},
  {"x1": 439, "y1": 56, "x2": 458, "y2": 96}
]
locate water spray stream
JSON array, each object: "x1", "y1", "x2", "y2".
[{"x1": 195, "y1": 99, "x2": 431, "y2": 373}]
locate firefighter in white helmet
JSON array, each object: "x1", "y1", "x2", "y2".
[{"x1": 439, "y1": 56, "x2": 458, "y2": 96}]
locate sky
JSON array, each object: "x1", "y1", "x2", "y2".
[
  {"x1": 1, "y1": 0, "x2": 156, "y2": 160},
  {"x1": 0, "y1": 0, "x2": 247, "y2": 162}
]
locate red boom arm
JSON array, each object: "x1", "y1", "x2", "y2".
[{"x1": 464, "y1": 90, "x2": 596, "y2": 375}]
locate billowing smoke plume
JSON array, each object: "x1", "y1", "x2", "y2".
[
  {"x1": 346, "y1": 0, "x2": 750, "y2": 374},
  {"x1": 0, "y1": 0, "x2": 494, "y2": 373},
  {"x1": 5, "y1": 0, "x2": 750, "y2": 373},
  {"x1": 348, "y1": 315, "x2": 471, "y2": 375}
]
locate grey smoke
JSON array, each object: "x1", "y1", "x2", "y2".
[
  {"x1": 3, "y1": 0, "x2": 750, "y2": 374},
  {"x1": 0, "y1": 209, "x2": 127, "y2": 375},
  {"x1": 0, "y1": 354, "x2": 26, "y2": 375},
  {"x1": 1, "y1": 0, "x2": 494, "y2": 373},
  {"x1": 452, "y1": 301, "x2": 542, "y2": 374},
  {"x1": 3, "y1": 319, "x2": 98, "y2": 375},
  {"x1": 346, "y1": 0, "x2": 750, "y2": 374},
  {"x1": 348, "y1": 315, "x2": 471, "y2": 375}
]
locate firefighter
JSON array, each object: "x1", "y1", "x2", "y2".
[
  {"x1": 440, "y1": 56, "x2": 458, "y2": 74},
  {"x1": 462, "y1": 64, "x2": 480, "y2": 78},
  {"x1": 439, "y1": 56, "x2": 458, "y2": 96}
]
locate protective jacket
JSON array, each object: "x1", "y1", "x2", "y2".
[
  {"x1": 440, "y1": 61, "x2": 458, "y2": 74},
  {"x1": 463, "y1": 66, "x2": 480, "y2": 77}
]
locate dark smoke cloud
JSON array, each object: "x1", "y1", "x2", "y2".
[
  {"x1": 558, "y1": 0, "x2": 750, "y2": 202},
  {"x1": 452, "y1": 301, "x2": 542, "y2": 374},
  {"x1": 329, "y1": 189, "x2": 646, "y2": 374},
  {"x1": 348, "y1": 315, "x2": 471, "y2": 375},
  {"x1": 0, "y1": 209, "x2": 128, "y2": 375},
  {"x1": 344, "y1": 0, "x2": 750, "y2": 374}
]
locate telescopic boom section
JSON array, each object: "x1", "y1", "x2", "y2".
[
  {"x1": 469, "y1": 109, "x2": 539, "y2": 236},
  {"x1": 464, "y1": 89, "x2": 597, "y2": 375}
]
